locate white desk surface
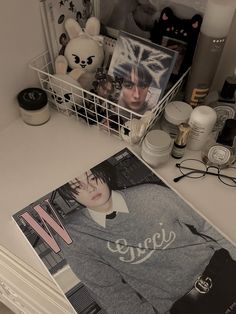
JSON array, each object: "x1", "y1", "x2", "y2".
[{"x1": 1, "y1": 111, "x2": 236, "y2": 280}]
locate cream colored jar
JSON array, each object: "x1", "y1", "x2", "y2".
[
  {"x1": 17, "y1": 88, "x2": 50, "y2": 126},
  {"x1": 141, "y1": 130, "x2": 173, "y2": 168},
  {"x1": 160, "y1": 101, "x2": 193, "y2": 138}
]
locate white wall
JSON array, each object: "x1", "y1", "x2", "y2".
[{"x1": 0, "y1": 0, "x2": 47, "y2": 131}]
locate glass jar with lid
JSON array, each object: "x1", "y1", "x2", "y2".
[
  {"x1": 141, "y1": 129, "x2": 173, "y2": 168},
  {"x1": 160, "y1": 101, "x2": 193, "y2": 138},
  {"x1": 201, "y1": 119, "x2": 236, "y2": 168}
]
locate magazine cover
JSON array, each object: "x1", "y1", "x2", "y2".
[
  {"x1": 108, "y1": 32, "x2": 177, "y2": 115},
  {"x1": 12, "y1": 148, "x2": 236, "y2": 314}
]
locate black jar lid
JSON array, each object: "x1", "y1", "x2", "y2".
[
  {"x1": 17, "y1": 88, "x2": 48, "y2": 111},
  {"x1": 220, "y1": 78, "x2": 236, "y2": 99},
  {"x1": 217, "y1": 119, "x2": 236, "y2": 147}
]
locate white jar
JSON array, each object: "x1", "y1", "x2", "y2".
[
  {"x1": 187, "y1": 105, "x2": 217, "y2": 151},
  {"x1": 17, "y1": 88, "x2": 50, "y2": 126},
  {"x1": 160, "y1": 101, "x2": 193, "y2": 138},
  {"x1": 141, "y1": 130, "x2": 173, "y2": 168}
]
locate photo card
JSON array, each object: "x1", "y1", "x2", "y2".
[
  {"x1": 108, "y1": 31, "x2": 177, "y2": 115},
  {"x1": 161, "y1": 36, "x2": 187, "y2": 75},
  {"x1": 91, "y1": 67, "x2": 123, "y2": 103}
]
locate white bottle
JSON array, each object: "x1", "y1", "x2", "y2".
[{"x1": 187, "y1": 105, "x2": 217, "y2": 151}]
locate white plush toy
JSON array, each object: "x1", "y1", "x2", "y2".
[
  {"x1": 120, "y1": 111, "x2": 155, "y2": 144},
  {"x1": 64, "y1": 17, "x2": 104, "y2": 91},
  {"x1": 49, "y1": 55, "x2": 83, "y2": 112}
]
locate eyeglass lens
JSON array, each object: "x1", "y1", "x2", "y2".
[
  {"x1": 219, "y1": 167, "x2": 236, "y2": 187},
  {"x1": 179, "y1": 159, "x2": 207, "y2": 178}
]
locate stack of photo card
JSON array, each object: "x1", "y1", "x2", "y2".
[
  {"x1": 108, "y1": 32, "x2": 177, "y2": 116},
  {"x1": 12, "y1": 148, "x2": 236, "y2": 314}
]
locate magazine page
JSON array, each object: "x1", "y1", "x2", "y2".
[
  {"x1": 108, "y1": 32, "x2": 177, "y2": 116},
  {"x1": 12, "y1": 148, "x2": 236, "y2": 314}
]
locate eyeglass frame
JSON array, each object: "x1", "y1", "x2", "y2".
[{"x1": 173, "y1": 158, "x2": 236, "y2": 187}]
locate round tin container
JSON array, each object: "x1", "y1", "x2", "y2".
[{"x1": 17, "y1": 88, "x2": 50, "y2": 125}]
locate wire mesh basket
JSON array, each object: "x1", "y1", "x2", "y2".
[{"x1": 29, "y1": 36, "x2": 189, "y2": 143}]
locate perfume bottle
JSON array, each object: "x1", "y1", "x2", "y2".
[
  {"x1": 201, "y1": 119, "x2": 236, "y2": 168},
  {"x1": 171, "y1": 123, "x2": 191, "y2": 159}
]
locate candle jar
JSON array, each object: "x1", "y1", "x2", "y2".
[
  {"x1": 141, "y1": 129, "x2": 173, "y2": 168},
  {"x1": 160, "y1": 101, "x2": 193, "y2": 138},
  {"x1": 17, "y1": 88, "x2": 50, "y2": 126}
]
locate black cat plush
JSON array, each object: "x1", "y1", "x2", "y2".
[{"x1": 151, "y1": 7, "x2": 202, "y2": 77}]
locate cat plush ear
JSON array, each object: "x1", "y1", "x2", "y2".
[
  {"x1": 65, "y1": 18, "x2": 83, "y2": 39},
  {"x1": 190, "y1": 14, "x2": 203, "y2": 30},
  {"x1": 85, "y1": 17, "x2": 100, "y2": 36},
  {"x1": 160, "y1": 7, "x2": 173, "y2": 22},
  {"x1": 55, "y1": 55, "x2": 68, "y2": 75}
]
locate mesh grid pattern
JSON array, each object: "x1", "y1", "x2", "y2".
[{"x1": 29, "y1": 36, "x2": 188, "y2": 141}]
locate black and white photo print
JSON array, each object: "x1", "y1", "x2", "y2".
[{"x1": 108, "y1": 31, "x2": 177, "y2": 114}]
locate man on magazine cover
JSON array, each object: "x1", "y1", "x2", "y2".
[{"x1": 56, "y1": 160, "x2": 236, "y2": 314}]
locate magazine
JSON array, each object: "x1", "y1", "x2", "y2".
[
  {"x1": 12, "y1": 148, "x2": 236, "y2": 314},
  {"x1": 108, "y1": 32, "x2": 177, "y2": 115}
]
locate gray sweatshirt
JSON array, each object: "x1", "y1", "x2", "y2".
[{"x1": 59, "y1": 184, "x2": 236, "y2": 314}]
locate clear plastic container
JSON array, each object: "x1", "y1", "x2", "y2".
[{"x1": 141, "y1": 129, "x2": 173, "y2": 168}]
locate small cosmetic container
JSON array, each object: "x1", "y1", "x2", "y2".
[
  {"x1": 141, "y1": 129, "x2": 173, "y2": 168},
  {"x1": 187, "y1": 105, "x2": 217, "y2": 151},
  {"x1": 201, "y1": 119, "x2": 236, "y2": 167},
  {"x1": 160, "y1": 101, "x2": 193, "y2": 138},
  {"x1": 17, "y1": 88, "x2": 50, "y2": 126}
]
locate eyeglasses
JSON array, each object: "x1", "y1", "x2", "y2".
[{"x1": 173, "y1": 159, "x2": 236, "y2": 187}]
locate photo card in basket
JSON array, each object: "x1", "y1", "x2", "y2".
[
  {"x1": 12, "y1": 148, "x2": 236, "y2": 314},
  {"x1": 108, "y1": 31, "x2": 177, "y2": 115}
]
